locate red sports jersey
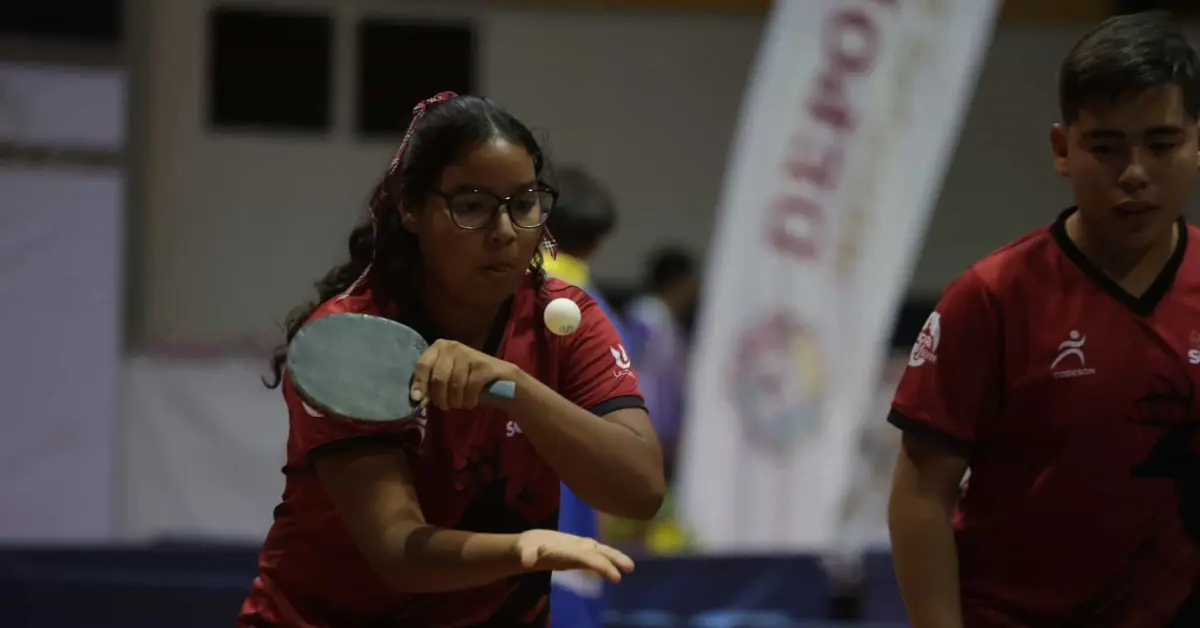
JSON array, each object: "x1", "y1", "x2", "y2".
[
  {"x1": 238, "y1": 276, "x2": 644, "y2": 628},
  {"x1": 891, "y1": 209, "x2": 1200, "y2": 627}
]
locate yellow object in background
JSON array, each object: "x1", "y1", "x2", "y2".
[
  {"x1": 600, "y1": 487, "x2": 696, "y2": 555},
  {"x1": 645, "y1": 489, "x2": 695, "y2": 555},
  {"x1": 541, "y1": 252, "x2": 590, "y2": 288}
]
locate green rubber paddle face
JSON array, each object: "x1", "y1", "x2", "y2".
[{"x1": 287, "y1": 313, "x2": 516, "y2": 422}]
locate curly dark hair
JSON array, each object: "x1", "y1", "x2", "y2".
[{"x1": 265, "y1": 94, "x2": 550, "y2": 388}]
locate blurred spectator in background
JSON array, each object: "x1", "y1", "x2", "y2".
[
  {"x1": 542, "y1": 166, "x2": 620, "y2": 302},
  {"x1": 613, "y1": 247, "x2": 698, "y2": 557},
  {"x1": 624, "y1": 246, "x2": 697, "y2": 482},
  {"x1": 542, "y1": 165, "x2": 629, "y2": 628}
]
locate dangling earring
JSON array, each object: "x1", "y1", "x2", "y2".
[{"x1": 540, "y1": 225, "x2": 558, "y2": 260}]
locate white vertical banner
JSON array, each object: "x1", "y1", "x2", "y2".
[{"x1": 679, "y1": 0, "x2": 998, "y2": 552}]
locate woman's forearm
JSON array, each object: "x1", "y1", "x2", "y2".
[
  {"x1": 377, "y1": 524, "x2": 524, "y2": 593},
  {"x1": 503, "y1": 371, "x2": 665, "y2": 520}
]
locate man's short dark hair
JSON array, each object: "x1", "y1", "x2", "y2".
[
  {"x1": 1059, "y1": 11, "x2": 1200, "y2": 124},
  {"x1": 646, "y1": 246, "x2": 695, "y2": 294},
  {"x1": 546, "y1": 166, "x2": 617, "y2": 257}
]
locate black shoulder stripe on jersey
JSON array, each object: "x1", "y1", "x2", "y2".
[
  {"x1": 887, "y1": 408, "x2": 973, "y2": 457},
  {"x1": 588, "y1": 395, "x2": 646, "y2": 417}
]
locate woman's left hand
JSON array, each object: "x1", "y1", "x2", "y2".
[{"x1": 410, "y1": 340, "x2": 521, "y2": 411}]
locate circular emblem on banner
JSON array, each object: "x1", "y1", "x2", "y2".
[{"x1": 733, "y1": 312, "x2": 827, "y2": 451}]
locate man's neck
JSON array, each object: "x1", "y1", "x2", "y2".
[
  {"x1": 1065, "y1": 211, "x2": 1178, "y2": 297},
  {"x1": 416, "y1": 277, "x2": 500, "y2": 350}
]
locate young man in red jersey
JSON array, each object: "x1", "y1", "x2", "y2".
[{"x1": 887, "y1": 12, "x2": 1200, "y2": 628}]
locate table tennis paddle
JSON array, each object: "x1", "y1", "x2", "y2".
[{"x1": 286, "y1": 313, "x2": 517, "y2": 422}]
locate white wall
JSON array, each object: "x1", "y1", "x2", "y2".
[
  {"x1": 131, "y1": 1, "x2": 1192, "y2": 345},
  {"x1": 914, "y1": 26, "x2": 1075, "y2": 289},
  {"x1": 131, "y1": 0, "x2": 760, "y2": 344}
]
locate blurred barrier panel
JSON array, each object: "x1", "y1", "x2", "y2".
[
  {"x1": 120, "y1": 353, "x2": 286, "y2": 541},
  {"x1": 0, "y1": 169, "x2": 123, "y2": 542},
  {"x1": 0, "y1": 176, "x2": 122, "y2": 541},
  {"x1": 0, "y1": 63, "x2": 124, "y2": 542}
]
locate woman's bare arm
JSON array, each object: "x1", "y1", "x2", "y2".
[
  {"x1": 316, "y1": 448, "x2": 524, "y2": 592},
  {"x1": 502, "y1": 371, "x2": 666, "y2": 520}
]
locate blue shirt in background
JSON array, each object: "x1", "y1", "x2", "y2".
[{"x1": 543, "y1": 254, "x2": 630, "y2": 628}]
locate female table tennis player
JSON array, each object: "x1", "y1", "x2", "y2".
[{"x1": 238, "y1": 93, "x2": 665, "y2": 627}]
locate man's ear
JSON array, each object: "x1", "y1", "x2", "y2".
[
  {"x1": 1194, "y1": 122, "x2": 1200, "y2": 172},
  {"x1": 1050, "y1": 123, "x2": 1070, "y2": 178}
]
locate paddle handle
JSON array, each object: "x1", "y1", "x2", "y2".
[{"x1": 484, "y1": 379, "x2": 517, "y2": 401}]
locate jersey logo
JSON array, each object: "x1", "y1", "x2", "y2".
[
  {"x1": 505, "y1": 419, "x2": 524, "y2": 438},
  {"x1": 908, "y1": 311, "x2": 941, "y2": 367},
  {"x1": 1050, "y1": 330, "x2": 1095, "y2": 378},
  {"x1": 610, "y1": 344, "x2": 634, "y2": 378},
  {"x1": 610, "y1": 344, "x2": 632, "y2": 369}
]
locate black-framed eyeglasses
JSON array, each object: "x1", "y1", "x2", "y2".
[{"x1": 432, "y1": 187, "x2": 557, "y2": 231}]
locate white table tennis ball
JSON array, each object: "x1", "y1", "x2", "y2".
[{"x1": 544, "y1": 298, "x2": 582, "y2": 336}]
